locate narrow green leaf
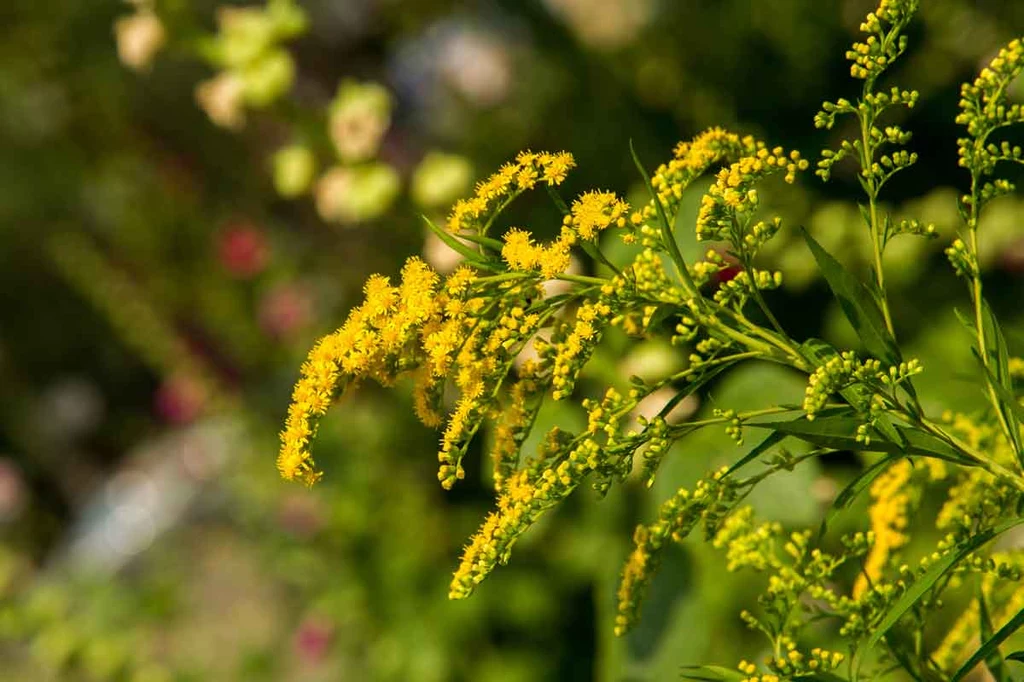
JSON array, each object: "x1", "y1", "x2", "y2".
[
  {"x1": 679, "y1": 665, "x2": 746, "y2": 681},
  {"x1": 747, "y1": 415, "x2": 971, "y2": 464},
  {"x1": 544, "y1": 184, "x2": 570, "y2": 216},
  {"x1": 980, "y1": 300, "x2": 1024, "y2": 459},
  {"x1": 801, "y1": 228, "x2": 900, "y2": 365},
  {"x1": 456, "y1": 232, "x2": 505, "y2": 251},
  {"x1": 644, "y1": 303, "x2": 678, "y2": 332},
  {"x1": 421, "y1": 214, "x2": 497, "y2": 270},
  {"x1": 629, "y1": 140, "x2": 695, "y2": 291},
  {"x1": 953, "y1": 307, "x2": 976, "y2": 335},
  {"x1": 977, "y1": 356, "x2": 1024, "y2": 425},
  {"x1": 865, "y1": 517, "x2": 1024, "y2": 657},
  {"x1": 1006, "y1": 651, "x2": 1024, "y2": 664},
  {"x1": 725, "y1": 431, "x2": 787, "y2": 476},
  {"x1": 952, "y1": 605, "x2": 1024, "y2": 682},
  {"x1": 977, "y1": 582, "x2": 1012, "y2": 682},
  {"x1": 581, "y1": 241, "x2": 622, "y2": 275},
  {"x1": 883, "y1": 629, "x2": 926, "y2": 682},
  {"x1": 659, "y1": 360, "x2": 740, "y2": 422}
]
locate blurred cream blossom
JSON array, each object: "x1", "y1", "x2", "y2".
[
  {"x1": 328, "y1": 80, "x2": 392, "y2": 163},
  {"x1": 195, "y1": 72, "x2": 246, "y2": 130},
  {"x1": 114, "y1": 11, "x2": 166, "y2": 71}
]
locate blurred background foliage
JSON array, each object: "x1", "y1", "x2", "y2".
[{"x1": 0, "y1": 0, "x2": 1023, "y2": 680}]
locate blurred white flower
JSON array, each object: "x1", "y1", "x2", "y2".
[
  {"x1": 439, "y1": 30, "x2": 512, "y2": 107},
  {"x1": 618, "y1": 341, "x2": 684, "y2": 384},
  {"x1": 114, "y1": 11, "x2": 166, "y2": 71},
  {"x1": 195, "y1": 72, "x2": 246, "y2": 129},
  {"x1": 0, "y1": 458, "x2": 26, "y2": 523}
]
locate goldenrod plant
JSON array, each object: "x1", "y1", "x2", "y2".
[{"x1": 280, "y1": 2, "x2": 1024, "y2": 679}]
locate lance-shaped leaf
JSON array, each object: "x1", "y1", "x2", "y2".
[
  {"x1": 747, "y1": 414, "x2": 972, "y2": 465},
  {"x1": 422, "y1": 214, "x2": 499, "y2": 271},
  {"x1": 979, "y1": 299, "x2": 1024, "y2": 462},
  {"x1": 725, "y1": 431, "x2": 788, "y2": 476},
  {"x1": 975, "y1": 583, "x2": 1012, "y2": 682},
  {"x1": 680, "y1": 665, "x2": 747, "y2": 681},
  {"x1": 801, "y1": 229, "x2": 900, "y2": 366},
  {"x1": 629, "y1": 140, "x2": 696, "y2": 293}
]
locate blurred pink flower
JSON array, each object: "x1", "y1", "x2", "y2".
[
  {"x1": 154, "y1": 374, "x2": 207, "y2": 425},
  {"x1": 217, "y1": 222, "x2": 269, "y2": 278},
  {"x1": 259, "y1": 283, "x2": 313, "y2": 338},
  {"x1": 294, "y1": 615, "x2": 334, "y2": 665}
]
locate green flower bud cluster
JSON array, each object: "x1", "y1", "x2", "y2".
[
  {"x1": 944, "y1": 238, "x2": 978, "y2": 278},
  {"x1": 844, "y1": 0, "x2": 917, "y2": 81},
  {"x1": 616, "y1": 467, "x2": 736, "y2": 635},
  {"x1": 802, "y1": 352, "x2": 883, "y2": 419},
  {"x1": 713, "y1": 408, "x2": 746, "y2": 446},
  {"x1": 956, "y1": 38, "x2": 1024, "y2": 172},
  {"x1": 888, "y1": 217, "x2": 936, "y2": 240},
  {"x1": 712, "y1": 269, "x2": 783, "y2": 310},
  {"x1": 637, "y1": 415, "x2": 670, "y2": 488},
  {"x1": 712, "y1": 506, "x2": 780, "y2": 571}
]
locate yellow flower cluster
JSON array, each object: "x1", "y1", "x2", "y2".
[
  {"x1": 489, "y1": 377, "x2": 537, "y2": 493},
  {"x1": 696, "y1": 145, "x2": 808, "y2": 244},
  {"x1": 566, "y1": 190, "x2": 629, "y2": 240},
  {"x1": 853, "y1": 459, "x2": 914, "y2": 598},
  {"x1": 551, "y1": 300, "x2": 615, "y2": 400},
  {"x1": 278, "y1": 257, "x2": 442, "y2": 485},
  {"x1": 501, "y1": 228, "x2": 572, "y2": 279},
  {"x1": 450, "y1": 388, "x2": 627, "y2": 600},
  {"x1": 630, "y1": 128, "x2": 759, "y2": 237},
  {"x1": 500, "y1": 190, "x2": 629, "y2": 278},
  {"x1": 436, "y1": 284, "x2": 546, "y2": 489},
  {"x1": 447, "y1": 151, "x2": 575, "y2": 234}
]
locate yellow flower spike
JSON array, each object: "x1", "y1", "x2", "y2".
[
  {"x1": 853, "y1": 458, "x2": 914, "y2": 598},
  {"x1": 278, "y1": 256, "x2": 449, "y2": 485}
]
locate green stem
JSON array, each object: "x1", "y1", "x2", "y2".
[
  {"x1": 859, "y1": 105, "x2": 896, "y2": 337},
  {"x1": 743, "y1": 262, "x2": 785, "y2": 336},
  {"x1": 966, "y1": 167, "x2": 1018, "y2": 464}
]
